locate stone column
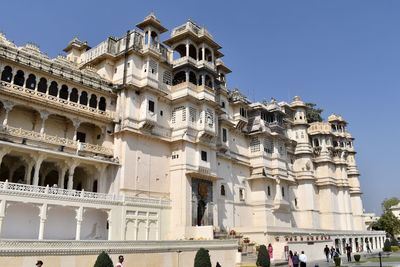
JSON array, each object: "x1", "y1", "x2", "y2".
[
  {"x1": 201, "y1": 44, "x2": 205, "y2": 61},
  {"x1": 75, "y1": 206, "x2": 83, "y2": 240},
  {"x1": 97, "y1": 165, "x2": 107, "y2": 193},
  {"x1": 67, "y1": 160, "x2": 79, "y2": 190},
  {"x1": 275, "y1": 179, "x2": 282, "y2": 201},
  {"x1": 72, "y1": 119, "x2": 80, "y2": 141},
  {"x1": 2, "y1": 101, "x2": 14, "y2": 127},
  {"x1": 185, "y1": 42, "x2": 189, "y2": 57},
  {"x1": 24, "y1": 160, "x2": 34, "y2": 185},
  {"x1": 58, "y1": 166, "x2": 67, "y2": 188},
  {"x1": 39, "y1": 110, "x2": 49, "y2": 135},
  {"x1": 38, "y1": 203, "x2": 47, "y2": 240},
  {"x1": 0, "y1": 200, "x2": 6, "y2": 235},
  {"x1": 0, "y1": 147, "x2": 10, "y2": 168},
  {"x1": 32, "y1": 154, "x2": 45, "y2": 186}
]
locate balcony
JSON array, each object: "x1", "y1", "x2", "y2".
[
  {"x1": 233, "y1": 113, "x2": 248, "y2": 130},
  {"x1": 187, "y1": 166, "x2": 217, "y2": 181},
  {"x1": 0, "y1": 81, "x2": 114, "y2": 122},
  {"x1": 171, "y1": 21, "x2": 214, "y2": 40},
  {"x1": 0, "y1": 125, "x2": 113, "y2": 158},
  {"x1": 267, "y1": 121, "x2": 285, "y2": 132}
]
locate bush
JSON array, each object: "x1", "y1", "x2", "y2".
[
  {"x1": 194, "y1": 248, "x2": 211, "y2": 267},
  {"x1": 354, "y1": 254, "x2": 361, "y2": 262},
  {"x1": 93, "y1": 251, "x2": 113, "y2": 267},
  {"x1": 391, "y1": 246, "x2": 400, "y2": 252},
  {"x1": 383, "y1": 239, "x2": 392, "y2": 252},
  {"x1": 256, "y1": 245, "x2": 270, "y2": 267},
  {"x1": 334, "y1": 256, "x2": 341, "y2": 267}
]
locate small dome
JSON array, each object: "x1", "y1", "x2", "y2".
[{"x1": 290, "y1": 95, "x2": 306, "y2": 108}]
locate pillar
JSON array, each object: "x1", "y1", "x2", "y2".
[
  {"x1": 39, "y1": 110, "x2": 49, "y2": 135},
  {"x1": 0, "y1": 148, "x2": 10, "y2": 169},
  {"x1": 25, "y1": 160, "x2": 34, "y2": 185},
  {"x1": 185, "y1": 42, "x2": 189, "y2": 58},
  {"x1": 72, "y1": 119, "x2": 80, "y2": 141},
  {"x1": 58, "y1": 167, "x2": 67, "y2": 188},
  {"x1": 38, "y1": 203, "x2": 47, "y2": 240},
  {"x1": 67, "y1": 160, "x2": 79, "y2": 190},
  {"x1": 2, "y1": 101, "x2": 14, "y2": 127},
  {"x1": 32, "y1": 155, "x2": 45, "y2": 186},
  {"x1": 275, "y1": 179, "x2": 282, "y2": 201},
  {"x1": 201, "y1": 44, "x2": 205, "y2": 61},
  {"x1": 75, "y1": 206, "x2": 83, "y2": 240},
  {"x1": 97, "y1": 165, "x2": 106, "y2": 193},
  {"x1": 0, "y1": 200, "x2": 6, "y2": 236}
]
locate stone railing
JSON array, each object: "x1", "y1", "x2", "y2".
[
  {"x1": 172, "y1": 21, "x2": 214, "y2": 40},
  {"x1": 308, "y1": 122, "x2": 332, "y2": 135},
  {"x1": 0, "y1": 239, "x2": 238, "y2": 256},
  {"x1": 0, "y1": 125, "x2": 113, "y2": 157},
  {"x1": 0, "y1": 181, "x2": 170, "y2": 207},
  {"x1": 0, "y1": 81, "x2": 114, "y2": 120}
]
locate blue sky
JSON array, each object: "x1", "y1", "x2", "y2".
[{"x1": 1, "y1": 0, "x2": 398, "y2": 214}]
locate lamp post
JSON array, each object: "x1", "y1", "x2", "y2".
[{"x1": 378, "y1": 252, "x2": 382, "y2": 267}]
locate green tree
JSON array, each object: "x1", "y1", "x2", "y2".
[
  {"x1": 382, "y1": 197, "x2": 400, "y2": 212},
  {"x1": 194, "y1": 248, "x2": 211, "y2": 267},
  {"x1": 371, "y1": 211, "x2": 400, "y2": 238},
  {"x1": 93, "y1": 251, "x2": 114, "y2": 267},
  {"x1": 383, "y1": 239, "x2": 392, "y2": 252},
  {"x1": 305, "y1": 103, "x2": 323, "y2": 123},
  {"x1": 256, "y1": 245, "x2": 270, "y2": 267}
]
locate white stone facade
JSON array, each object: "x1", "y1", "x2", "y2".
[{"x1": 0, "y1": 13, "x2": 385, "y2": 260}]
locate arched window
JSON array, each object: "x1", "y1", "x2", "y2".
[
  {"x1": 172, "y1": 71, "x2": 186, "y2": 85},
  {"x1": 13, "y1": 70, "x2": 25, "y2": 86},
  {"x1": 80, "y1": 91, "x2": 88, "y2": 105},
  {"x1": 198, "y1": 50, "x2": 203, "y2": 61},
  {"x1": 92, "y1": 180, "x2": 98, "y2": 193},
  {"x1": 189, "y1": 44, "x2": 197, "y2": 59},
  {"x1": 189, "y1": 71, "x2": 197, "y2": 85},
  {"x1": 98, "y1": 97, "x2": 106, "y2": 111},
  {"x1": 150, "y1": 31, "x2": 158, "y2": 44},
  {"x1": 267, "y1": 186, "x2": 271, "y2": 196},
  {"x1": 205, "y1": 48, "x2": 212, "y2": 62},
  {"x1": 173, "y1": 44, "x2": 186, "y2": 60},
  {"x1": 48, "y1": 81, "x2": 58, "y2": 96},
  {"x1": 220, "y1": 185, "x2": 225, "y2": 196},
  {"x1": 59, "y1": 85, "x2": 69, "y2": 100},
  {"x1": 89, "y1": 94, "x2": 97, "y2": 108},
  {"x1": 69, "y1": 88, "x2": 78, "y2": 102},
  {"x1": 37, "y1": 78, "x2": 47, "y2": 93},
  {"x1": 205, "y1": 75, "x2": 212, "y2": 88},
  {"x1": 1, "y1": 66, "x2": 13, "y2": 82},
  {"x1": 25, "y1": 74, "x2": 36, "y2": 90}
]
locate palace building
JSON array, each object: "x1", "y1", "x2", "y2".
[{"x1": 0, "y1": 14, "x2": 384, "y2": 264}]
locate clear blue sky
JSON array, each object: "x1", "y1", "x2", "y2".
[{"x1": 1, "y1": 0, "x2": 398, "y2": 214}]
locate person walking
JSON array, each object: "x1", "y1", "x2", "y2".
[
  {"x1": 366, "y1": 243, "x2": 372, "y2": 253},
  {"x1": 345, "y1": 244, "x2": 352, "y2": 262},
  {"x1": 36, "y1": 260, "x2": 43, "y2": 267},
  {"x1": 299, "y1": 251, "x2": 307, "y2": 267},
  {"x1": 268, "y1": 243, "x2": 274, "y2": 261},
  {"x1": 288, "y1": 250, "x2": 294, "y2": 267},
  {"x1": 116, "y1": 255, "x2": 124, "y2": 267},
  {"x1": 324, "y1": 245, "x2": 330, "y2": 262},
  {"x1": 330, "y1": 246, "x2": 335, "y2": 260},
  {"x1": 292, "y1": 252, "x2": 300, "y2": 267}
]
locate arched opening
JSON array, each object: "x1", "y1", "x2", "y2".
[
  {"x1": 59, "y1": 85, "x2": 69, "y2": 100},
  {"x1": 205, "y1": 48, "x2": 212, "y2": 62},
  {"x1": 80, "y1": 91, "x2": 88, "y2": 105},
  {"x1": 145, "y1": 31, "x2": 149, "y2": 45},
  {"x1": 198, "y1": 50, "x2": 203, "y2": 61},
  {"x1": 48, "y1": 81, "x2": 58, "y2": 96},
  {"x1": 173, "y1": 44, "x2": 186, "y2": 60},
  {"x1": 189, "y1": 44, "x2": 197, "y2": 59},
  {"x1": 89, "y1": 94, "x2": 97, "y2": 109},
  {"x1": 77, "y1": 122, "x2": 103, "y2": 145},
  {"x1": 189, "y1": 71, "x2": 197, "y2": 85},
  {"x1": 0, "y1": 162, "x2": 10, "y2": 182},
  {"x1": 98, "y1": 97, "x2": 106, "y2": 111},
  {"x1": 69, "y1": 88, "x2": 78, "y2": 102},
  {"x1": 25, "y1": 74, "x2": 36, "y2": 90},
  {"x1": 172, "y1": 71, "x2": 186, "y2": 85},
  {"x1": 220, "y1": 185, "x2": 225, "y2": 196},
  {"x1": 11, "y1": 165, "x2": 25, "y2": 183},
  {"x1": 13, "y1": 70, "x2": 25, "y2": 86},
  {"x1": 205, "y1": 75, "x2": 213, "y2": 88},
  {"x1": 1, "y1": 66, "x2": 13, "y2": 82},
  {"x1": 37, "y1": 78, "x2": 47, "y2": 93},
  {"x1": 150, "y1": 31, "x2": 158, "y2": 44},
  {"x1": 44, "y1": 170, "x2": 59, "y2": 187}
]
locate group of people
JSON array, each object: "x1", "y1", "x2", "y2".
[
  {"x1": 288, "y1": 251, "x2": 308, "y2": 267},
  {"x1": 324, "y1": 245, "x2": 341, "y2": 262}
]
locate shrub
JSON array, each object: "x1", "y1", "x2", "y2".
[
  {"x1": 256, "y1": 245, "x2": 270, "y2": 267},
  {"x1": 194, "y1": 248, "x2": 211, "y2": 267},
  {"x1": 334, "y1": 256, "x2": 341, "y2": 267},
  {"x1": 354, "y1": 254, "x2": 361, "y2": 262},
  {"x1": 391, "y1": 246, "x2": 400, "y2": 252},
  {"x1": 93, "y1": 251, "x2": 113, "y2": 267},
  {"x1": 383, "y1": 239, "x2": 392, "y2": 252}
]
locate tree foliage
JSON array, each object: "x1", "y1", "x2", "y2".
[
  {"x1": 371, "y1": 211, "x2": 400, "y2": 238},
  {"x1": 256, "y1": 245, "x2": 270, "y2": 267},
  {"x1": 383, "y1": 239, "x2": 392, "y2": 252},
  {"x1": 194, "y1": 248, "x2": 211, "y2": 267},
  {"x1": 93, "y1": 251, "x2": 114, "y2": 267},
  {"x1": 305, "y1": 103, "x2": 323, "y2": 123},
  {"x1": 382, "y1": 197, "x2": 400, "y2": 212}
]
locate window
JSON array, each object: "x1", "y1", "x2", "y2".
[
  {"x1": 264, "y1": 139, "x2": 273, "y2": 154},
  {"x1": 220, "y1": 185, "x2": 225, "y2": 196},
  {"x1": 250, "y1": 137, "x2": 260, "y2": 153},
  {"x1": 294, "y1": 198, "x2": 298, "y2": 207},
  {"x1": 1, "y1": 66, "x2": 12, "y2": 82},
  {"x1": 201, "y1": 151, "x2": 207, "y2": 162},
  {"x1": 221, "y1": 101, "x2": 225, "y2": 108},
  {"x1": 99, "y1": 97, "x2": 107, "y2": 111},
  {"x1": 89, "y1": 94, "x2": 98, "y2": 108},
  {"x1": 13, "y1": 70, "x2": 25, "y2": 86},
  {"x1": 189, "y1": 107, "x2": 197, "y2": 123},
  {"x1": 282, "y1": 187, "x2": 285, "y2": 198},
  {"x1": 76, "y1": 132, "x2": 86, "y2": 143},
  {"x1": 26, "y1": 74, "x2": 36, "y2": 90},
  {"x1": 267, "y1": 186, "x2": 271, "y2": 196},
  {"x1": 222, "y1": 128, "x2": 227, "y2": 143},
  {"x1": 160, "y1": 110, "x2": 163, "y2": 116},
  {"x1": 240, "y1": 107, "x2": 247, "y2": 118},
  {"x1": 239, "y1": 188, "x2": 245, "y2": 201},
  {"x1": 148, "y1": 100, "x2": 155, "y2": 112},
  {"x1": 163, "y1": 71, "x2": 172, "y2": 85}
]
